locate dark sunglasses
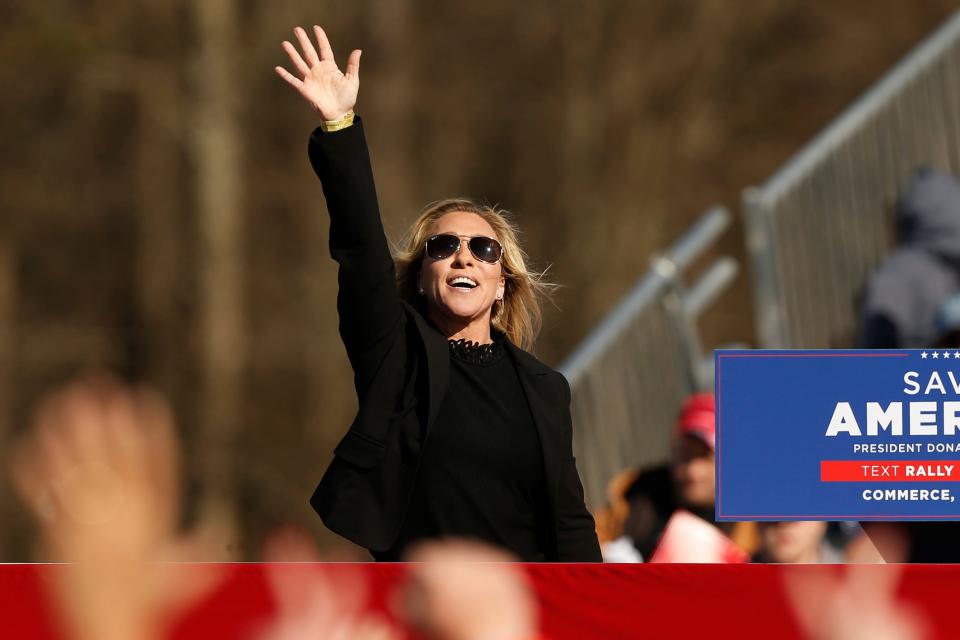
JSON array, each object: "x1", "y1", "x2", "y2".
[{"x1": 425, "y1": 234, "x2": 504, "y2": 264}]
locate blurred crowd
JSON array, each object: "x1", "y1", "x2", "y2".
[
  {"x1": 594, "y1": 391, "x2": 882, "y2": 565},
  {"x1": 8, "y1": 378, "x2": 541, "y2": 640},
  {"x1": 7, "y1": 376, "x2": 932, "y2": 640}
]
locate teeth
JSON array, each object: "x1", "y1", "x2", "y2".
[{"x1": 450, "y1": 277, "x2": 477, "y2": 288}]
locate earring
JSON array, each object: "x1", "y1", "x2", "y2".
[
  {"x1": 496, "y1": 291, "x2": 503, "y2": 300},
  {"x1": 418, "y1": 287, "x2": 425, "y2": 295}
]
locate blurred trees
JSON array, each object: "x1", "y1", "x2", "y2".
[
  {"x1": 1, "y1": 0, "x2": 958, "y2": 558},
  {"x1": 191, "y1": 0, "x2": 246, "y2": 557}
]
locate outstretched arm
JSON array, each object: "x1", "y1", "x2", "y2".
[{"x1": 277, "y1": 27, "x2": 402, "y2": 389}]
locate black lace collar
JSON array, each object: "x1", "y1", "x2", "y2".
[{"x1": 448, "y1": 331, "x2": 505, "y2": 364}]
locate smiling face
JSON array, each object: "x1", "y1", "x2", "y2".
[{"x1": 419, "y1": 211, "x2": 505, "y2": 337}]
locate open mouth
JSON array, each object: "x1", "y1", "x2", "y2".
[{"x1": 448, "y1": 276, "x2": 478, "y2": 290}]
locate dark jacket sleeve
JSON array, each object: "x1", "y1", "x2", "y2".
[
  {"x1": 307, "y1": 118, "x2": 404, "y2": 396},
  {"x1": 555, "y1": 374, "x2": 603, "y2": 562}
]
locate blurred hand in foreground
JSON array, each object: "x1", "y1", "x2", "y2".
[
  {"x1": 275, "y1": 25, "x2": 360, "y2": 121},
  {"x1": 404, "y1": 540, "x2": 538, "y2": 640},
  {"x1": 257, "y1": 526, "x2": 400, "y2": 640},
  {"x1": 784, "y1": 564, "x2": 928, "y2": 640},
  {"x1": 9, "y1": 377, "x2": 221, "y2": 640}
]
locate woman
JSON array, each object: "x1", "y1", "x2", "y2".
[{"x1": 276, "y1": 25, "x2": 601, "y2": 561}]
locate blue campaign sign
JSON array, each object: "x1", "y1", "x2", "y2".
[{"x1": 716, "y1": 349, "x2": 960, "y2": 520}]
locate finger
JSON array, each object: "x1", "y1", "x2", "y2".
[
  {"x1": 781, "y1": 567, "x2": 834, "y2": 638},
  {"x1": 294, "y1": 26, "x2": 321, "y2": 66},
  {"x1": 262, "y1": 526, "x2": 323, "y2": 563},
  {"x1": 354, "y1": 616, "x2": 402, "y2": 640},
  {"x1": 35, "y1": 397, "x2": 77, "y2": 485},
  {"x1": 59, "y1": 380, "x2": 112, "y2": 466},
  {"x1": 275, "y1": 568, "x2": 337, "y2": 622},
  {"x1": 154, "y1": 559, "x2": 225, "y2": 622},
  {"x1": 400, "y1": 580, "x2": 428, "y2": 630},
  {"x1": 274, "y1": 66, "x2": 304, "y2": 91},
  {"x1": 313, "y1": 25, "x2": 336, "y2": 63},
  {"x1": 344, "y1": 49, "x2": 361, "y2": 81},
  {"x1": 136, "y1": 387, "x2": 180, "y2": 525},
  {"x1": 281, "y1": 41, "x2": 310, "y2": 77},
  {"x1": 847, "y1": 563, "x2": 902, "y2": 606},
  {"x1": 102, "y1": 387, "x2": 146, "y2": 483},
  {"x1": 329, "y1": 618, "x2": 361, "y2": 640}
]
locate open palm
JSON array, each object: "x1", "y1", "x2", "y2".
[{"x1": 275, "y1": 25, "x2": 360, "y2": 121}]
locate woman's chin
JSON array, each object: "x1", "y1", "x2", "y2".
[{"x1": 436, "y1": 300, "x2": 491, "y2": 324}]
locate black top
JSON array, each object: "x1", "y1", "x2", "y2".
[{"x1": 375, "y1": 335, "x2": 551, "y2": 561}]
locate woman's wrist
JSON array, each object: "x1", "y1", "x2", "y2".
[{"x1": 319, "y1": 109, "x2": 355, "y2": 132}]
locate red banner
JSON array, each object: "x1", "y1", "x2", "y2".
[{"x1": 4, "y1": 563, "x2": 960, "y2": 639}]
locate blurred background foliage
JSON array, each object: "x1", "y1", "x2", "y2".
[{"x1": 1, "y1": 0, "x2": 958, "y2": 559}]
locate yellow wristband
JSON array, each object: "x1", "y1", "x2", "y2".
[{"x1": 321, "y1": 109, "x2": 355, "y2": 132}]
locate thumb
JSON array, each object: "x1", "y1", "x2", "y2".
[{"x1": 345, "y1": 49, "x2": 361, "y2": 80}]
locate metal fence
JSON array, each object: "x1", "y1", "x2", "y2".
[
  {"x1": 745, "y1": 11, "x2": 960, "y2": 350},
  {"x1": 559, "y1": 207, "x2": 738, "y2": 508}
]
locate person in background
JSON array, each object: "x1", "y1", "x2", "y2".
[
  {"x1": 862, "y1": 167, "x2": 960, "y2": 349},
  {"x1": 753, "y1": 521, "x2": 839, "y2": 564},
  {"x1": 601, "y1": 393, "x2": 756, "y2": 562},
  {"x1": 670, "y1": 392, "x2": 717, "y2": 519}
]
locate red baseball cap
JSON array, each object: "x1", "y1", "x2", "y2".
[{"x1": 676, "y1": 392, "x2": 716, "y2": 449}]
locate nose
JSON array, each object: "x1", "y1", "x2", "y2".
[{"x1": 450, "y1": 237, "x2": 473, "y2": 266}]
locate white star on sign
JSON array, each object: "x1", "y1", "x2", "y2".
[
  {"x1": 922, "y1": 351, "x2": 929, "y2": 359},
  {"x1": 954, "y1": 352, "x2": 960, "y2": 359},
  {"x1": 933, "y1": 352, "x2": 940, "y2": 358},
  {"x1": 946, "y1": 351, "x2": 953, "y2": 359}
]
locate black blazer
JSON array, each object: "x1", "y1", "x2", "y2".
[{"x1": 307, "y1": 118, "x2": 601, "y2": 562}]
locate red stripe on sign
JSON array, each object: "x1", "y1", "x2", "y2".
[{"x1": 821, "y1": 460, "x2": 960, "y2": 481}]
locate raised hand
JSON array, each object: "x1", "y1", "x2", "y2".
[
  {"x1": 275, "y1": 25, "x2": 360, "y2": 121},
  {"x1": 402, "y1": 540, "x2": 538, "y2": 640},
  {"x1": 256, "y1": 528, "x2": 401, "y2": 640},
  {"x1": 9, "y1": 378, "x2": 223, "y2": 640}
]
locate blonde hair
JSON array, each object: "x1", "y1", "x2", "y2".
[{"x1": 394, "y1": 198, "x2": 555, "y2": 351}]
